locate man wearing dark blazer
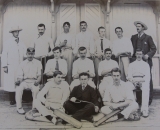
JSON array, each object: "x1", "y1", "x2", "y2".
[
  {"x1": 64, "y1": 72, "x2": 99, "y2": 122},
  {"x1": 131, "y1": 21, "x2": 157, "y2": 105}
]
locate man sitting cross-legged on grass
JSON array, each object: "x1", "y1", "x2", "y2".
[
  {"x1": 101, "y1": 68, "x2": 140, "y2": 122},
  {"x1": 34, "y1": 71, "x2": 70, "y2": 125}
]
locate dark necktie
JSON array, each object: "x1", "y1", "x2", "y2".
[
  {"x1": 101, "y1": 39, "x2": 103, "y2": 52},
  {"x1": 55, "y1": 60, "x2": 59, "y2": 71},
  {"x1": 82, "y1": 85, "x2": 85, "y2": 90},
  {"x1": 15, "y1": 38, "x2": 19, "y2": 43}
]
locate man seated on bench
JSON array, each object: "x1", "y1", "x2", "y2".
[
  {"x1": 98, "y1": 48, "x2": 119, "y2": 98},
  {"x1": 64, "y1": 72, "x2": 99, "y2": 122},
  {"x1": 101, "y1": 68, "x2": 139, "y2": 122},
  {"x1": 70, "y1": 47, "x2": 96, "y2": 91},
  {"x1": 44, "y1": 47, "x2": 67, "y2": 81},
  {"x1": 127, "y1": 49, "x2": 150, "y2": 118},
  {"x1": 15, "y1": 47, "x2": 42, "y2": 114},
  {"x1": 34, "y1": 71, "x2": 70, "y2": 125}
]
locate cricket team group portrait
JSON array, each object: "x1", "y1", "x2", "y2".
[{"x1": 0, "y1": 0, "x2": 160, "y2": 130}]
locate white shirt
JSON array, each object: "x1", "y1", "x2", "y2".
[
  {"x1": 31, "y1": 34, "x2": 54, "y2": 57},
  {"x1": 55, "y1": 32, "x2": 75, "y2": 48},
  {"x1": 37, "y1": 80, "x2": 70, "y2": 105},
  {"x1": 95, "y1": 37, "x2": 112, "y2": 53},
  {"x1": 44, "y1": 58, "x2": 67, "y2": 76},
  {"x1": 17, "y1": 59, "x2": 42, "y2": 80},
  {"x1": 127, "y1": 60, "x2": 150, "y2": 84},
  {"x1": 74, "y1": 31, "x2": 95, "y2": 57},
  {"x1": 72, "y1": 58, "x2": 95, "y2": 77},
  {"x1": 103, "y1": 80, "x2": 135, "y2": 103},
  {"x1": 98, "y1": 59, "x2": 119, "y2": 77},
  {"x1": 112, "y1": 37, "x2": 133, "y2": 56},
  {"x1": 1, "y1": 36, "x2": 26, "y2": 67}
]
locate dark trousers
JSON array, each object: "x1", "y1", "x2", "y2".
[
  {"x1": 9, "y1": 92, "x2": 15, "y2": 102},
  {"x1": 64, "y1": 101, "x2": 95, "y2": 121}
]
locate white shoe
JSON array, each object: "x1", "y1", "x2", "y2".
[
  {"x1": 142, "y1": 110, "x2": 149, "y2": 118},
  {"x1": 51, "y1": 117, "x2": 57, "y2": 125},
  {"x1": 17, "y1": 108, "x2": 25, "y2": 115}
]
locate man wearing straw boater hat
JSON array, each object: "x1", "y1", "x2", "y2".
[
  {"x1": 1, "y1": 26, "x2": 26, "y2": 105},
  {"x1": 131, "y1": 21, "x2": 157, "y2": 105}
]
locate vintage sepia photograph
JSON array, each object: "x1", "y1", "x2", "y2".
[{"x1": 0, "y1": 0, "x2": 160, "y2": 130}]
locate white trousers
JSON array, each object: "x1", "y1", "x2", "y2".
[
  {"x1": 16, "y1": 81, "x2": 39, "y2": 109},
  {"x1": 99, "y1": 76, "x2": 113, "y2": 98},
  {"x1": 34, "y1": 99, "x2": 63, "y2": 117},
  {"x1": 101, "y1": 101, "x2": 139, "y2": 119},
  {"x1": 70, "y1": 79, "x2": 96, "y2": 91}
]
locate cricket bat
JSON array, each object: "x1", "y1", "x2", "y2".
[
  {"x1": 50, "y1": 107, "x2": 82, "y2": 129},
  {"x1": 93, "y1": 109, "x2": 121, "y2": 127}
]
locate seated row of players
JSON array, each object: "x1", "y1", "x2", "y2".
[{"x1": 15, "y1": 46, "x2": 150, "y2": 122}]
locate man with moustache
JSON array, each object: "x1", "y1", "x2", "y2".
[
  {"x1": 1, "y1": 26, "x2": 26, "y2": 105},
  {"x1": 98, "y1": 48, "x2": 119, "y2": 98},
  {"x1": 131, "y1": 21, "x2": 156, "y2": 104},
  {"x1": 94, "y1": 27, "x2": 112, "y2": 85},
  {"x1": 127, "y1": 49, "x2": 150, "y2": 117},
  {"x1": 74, "y1": 21, "x2": 95, "y2": 59},
  {"x1": 70, "y1": 47, "x2": 96, "y2": 91},
  {"x1": 15, "y1": 47, "x2": 42, "y2": 114},
  {"x1": 112, "y1": 27, "x2": 133, "y2": 80},
  {"x1": 34, "y1": 71, "x2": 70, "y2": 125},
  {"x1": 30, "y1": 24, "x2": 54, "y2": 71}
]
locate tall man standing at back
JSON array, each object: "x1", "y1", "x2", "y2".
[
  {"x1": 74, "y1": 21, "x2": 95, "y2": 59},
  {"x1": 131, "y1": 21, "x2": 157, "y2": 104},
  {"x1": 31, "y1": 24, "x2": 54, "y2": 71},
  {"x1": 1, "y1": 26, "x2": 26, "y2": 105}
]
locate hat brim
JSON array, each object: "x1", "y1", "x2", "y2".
[
  {"x1": 134, "y1": 21, "x2": 148, "y2": 30},
  {"x1": 9, "y1": 29, "x2": 22, "y2": 33}
]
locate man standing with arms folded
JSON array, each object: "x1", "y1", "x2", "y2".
[
  {"x1": 131, "y1": 21, "x2": 157, "y2": 104},
  {"x1": 74, "y1": 21, "x2": 95, "y2": 59},
  {"x1": 113, "y1": 27, "x2": 133, "y2": 78},
  {"x1": 1, "y1": 26, "x2": 26, "y2": 105}
]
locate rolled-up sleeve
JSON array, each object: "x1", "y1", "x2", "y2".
[
  {"x1": 37, "y1": 61, "x2": 42, "y2": 77},
  {"x1": 98, "y1": 62, "x2": 103, "y2": 76}
]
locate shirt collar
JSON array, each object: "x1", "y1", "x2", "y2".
[{"x1": 138, "y1": 32, "x2": 144, "y2": 37}]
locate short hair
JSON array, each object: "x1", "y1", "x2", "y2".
[
  {"x1": 53, "y1": 71, "x2": 63, "y2": 77},
  {"x1": 63, "y1": 22, "x2": 70, "y2": 27},
  {"x1": 111, "y1": 68, "x2": 121, "y2": 75},
  {"x1": 79, "y1": 72, "x2": 90, "y2": 78},
  {"x1": 136, "y1": 48, "x2": 143, "y2": 52},
  {"x1": 104, "y1": 48, "x2": 112, "y2": 54},
  {"x1": 27, "y1": 47, "x2": 35, "y2": 53},
  {"x1": 98, "y1": 26, "x2": 105, "y2": 32},
  {"x1": 78, "y1": 46, "x2": 87, "y2": 52},
  {"x1": 38, "y1": 23, "x2": 45, "y2": 29},
  {"x1": 52, "y1": 46, "x2": 62, "y2": 53},
  {"x1": 136, "y1": 23, "x2": 144, "y2": 28},
  {"x1": 80, "y1": 21, "x2": 87, "y2": 26},
  {"x1": 115, "y1": 27, "x2": 123, "y2": 33}
]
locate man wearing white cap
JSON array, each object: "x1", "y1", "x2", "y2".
[
  {"x1": 131, "y1": 21, "x2": 157, "y2": 105},
  {"x1": 1, "y1": 26, "x2": 26, "y2": 105},
  {"x1": 15, "y1": 47, "x2": 42, "y2": 114}
]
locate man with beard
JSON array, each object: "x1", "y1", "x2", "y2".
[
  {"x1": 74, "y1": 21, "x2": 95, "y2": 59},
  {"x1": 127, "y1": 49, "x2": 150, "y2": 118},
  {"x1": 15, "y1": 47, "x2": 42, "y2": 114},
  {"x1": 131, "y1": 21, "x2": 156, "y2": 105},
  {"x1": 70, "y1": 47, "x2": 96, "y2": 91},
  {"x1": 98, "y1": 48, "x2": 119, "y2": 98},
  {"x1": 101, "y1": 68, "x2": 139, "y2": 122},
  {"x1": 34, "y1": 71, "x2": 70, "y2": 125}
]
